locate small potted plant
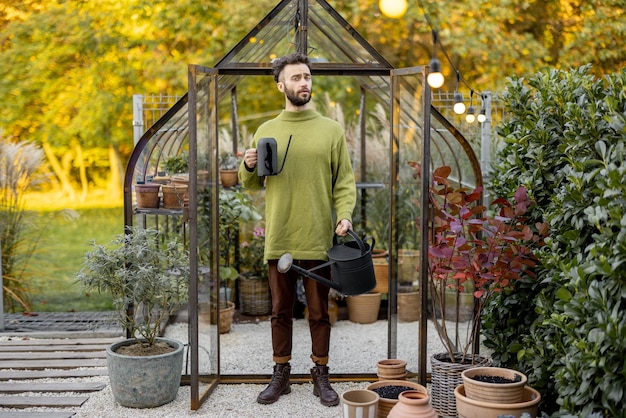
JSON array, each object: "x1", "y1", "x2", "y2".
[
  {"x1": 219, "y1": 151, "x2": 240, "y2": 188},
  {"x1": 76, "y1": 226, "x2": 190, "y2": 408},
  {"x1": 409, "y1": 163, "x2": 548, "y2": 416}
]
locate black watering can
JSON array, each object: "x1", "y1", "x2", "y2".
[
  {"x1": 277, "y1": 230, "x2": 377, "y2": 296},
  {"x1": 257, "y1": 136, "x2": 292, "y2": 177}
]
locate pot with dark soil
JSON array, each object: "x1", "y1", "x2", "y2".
[
  {"x1": 461, "y1": 366, "x2": 528, "y2": 404},
  {"x1": 366, "y1": 379, "x2": 427, "y2": 418}
]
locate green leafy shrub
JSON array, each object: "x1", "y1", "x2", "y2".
[{"x1": 483, "y1": 65, "x2": 626, "y2": 416}]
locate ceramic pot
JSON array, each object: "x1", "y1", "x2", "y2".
[
  {"x1": 106, "y1": 337, "x2": 183, "y2": 408},
  {"x1": 388, "y1": 390, "x2": 437, "y2": 418},
  {"x1": 455, "y1": 384, "x2": 541, "y2": 418},
  {"x1": 461, "y1": 366, "x2": 528, "y2": 404},
  {"x1": 366, "y1": 379, "x2": 428, "y2": 418},
  {"x1": 219, "y1": 301, "x2": 235, "y2": 334},
  {"x1": 377, "y1": 359, "x2": 407, "y2": 380},
  {"x1": 340, "y1": 389, "x2": 379, "y2": 418},
  {"x1": 346, "y1": 292, "x2": 381, "y2": 324}
]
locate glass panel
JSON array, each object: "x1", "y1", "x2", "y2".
[{"x1": 189, "y1": 67, "x2": 220, "y2": 406}]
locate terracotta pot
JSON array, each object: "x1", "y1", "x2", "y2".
[
  {"x1": 366, "y1": 379, "x2": 428, "y2": 418},
  {"x1": 372, "y1": 249, "x2": 389, "y2": 294},
  {"x1": 340, "y1": 389, "x2": 379, "y2": 418},
  {"x1": 219, "y1": 169, "x2": 238, "y2": 188},
  {"x1": 135, "y1": 183, "x2": 160, "y2": 208},
  {"x1": 461, "y1": 366, "x2": 528, "y2": 404},
  {"x1": 430, "y1": 352, "x2": 492, "y2": 418},
  {"x1": 455, "y1": 384, "x2": 541, "y2": 418},
  {"x1": 388, "y1": 390, "x2": 437, "y2": 418},
  {"x1": 397, "y1": 291, "x2": 420, "y2": 322},
  {"x1": 162, "y1": 184, "x2": 188, "y2": 208},
  {"x1": 219, "y1": 301, "x2": 235, "y2": 334},
  {"x1": 346, "y1": 292, "x2": 381, "y2": 324},
  {"x1": 398, "y1": 249, "x2": 419, "y2": 284},
  {"x1": 377, "y1": 359, "x2": 407, "y2": 380}
]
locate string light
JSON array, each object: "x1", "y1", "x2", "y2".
[
  {"x1": 426, "y1": 30, "x2": 444, "y2": 89},
  {"x1": 378, "y1": 0, "x2": 488, "y2": 117},
  {"x1": 379, "y1": 0, "x2": 408, "y2": 18},
  {"x1": 465, "y1": 90, "x2": 475, "y2": 123},
  {"x1": 453, "y1": 71, "x2": 465, "y2": 114}
]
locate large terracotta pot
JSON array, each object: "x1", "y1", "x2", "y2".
[
  {"x1": 430, "y1": 352, "x2": 492, "y2": 418},
  {"x1": 455, "y1": 384, "x2": 541, "y2": 418},
  {"x1": 388, "y1": 390, "x2": 438, "y2": 418},
  {"x1": 346, "y1": 292, "x2": 381, "y2": 324},
  {"x1": 461, "y1": 366, "x2": 527, "y2": 404},
  {"x1": 161, "y1": 183, "x2": 188, "y2": 208},
  {"x1": 397, "y1": 291, "x2": 420, "y2": 322},
  {"x1": 372, "y1": 249, "x2": 389, "y2": 294}
]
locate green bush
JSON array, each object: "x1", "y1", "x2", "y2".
[{"x1": 483, "y1": 65, "x2": 626, "y2": 416}]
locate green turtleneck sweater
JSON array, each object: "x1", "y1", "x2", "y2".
[{"x1": 238, "y1": 109, "x2": 356, "y2": 261}]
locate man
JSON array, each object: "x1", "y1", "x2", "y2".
[{"x1": 238, "y1": 52, "x2": 356, "y2": 407}]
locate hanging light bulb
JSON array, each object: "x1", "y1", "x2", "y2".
[
  {"x1": 427, "y1": 30, "x2": 444, "y2": 89},
  {"x1": 477, "y1": 108, "x2": 487, "y2": 123},
  {"x1": 465, "y1": 90, "x2": 475, "y2": 122},
  {"x1": 453, "y1": 92, "x2": 465, "y2": 114},
  {"x1": 427, "y1": 57, "x2": 444, "y2": 89},
  {"x1": 466, "y1": 107, "x2": 475, "y2": 123},
  {"x1": 379, "y1": 0, "x2": 408, "y2": 18}
]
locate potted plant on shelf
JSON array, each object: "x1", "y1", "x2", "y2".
[
  {"x1": 238, "y1": 225, "x2": 272, "y2": 316},
  {"x1": 410, "y1": 163, "x2": 548, "y2": 417},
  {"x1": 219, "y1": 151, "x2": 240, "y2": 188},
  {"x1": 76, "y1": 226, "x2": 189, "y2": 408}
]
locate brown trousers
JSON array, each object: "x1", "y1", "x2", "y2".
[{"x1": 268, "y1": 259, "x2": 331, "y2": 365}]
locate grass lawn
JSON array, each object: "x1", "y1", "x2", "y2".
[{"x1": 22, "y1": 190, "x2": 124, "y2": 312}]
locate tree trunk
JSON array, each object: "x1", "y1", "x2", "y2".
[
  {"x1": 108, "y1": 144, "x2": 123, "y2": 200},
  {"x1": 41, "y1": 140, "x2": 75, "y2": 200},
  {"x1": 73, "y1": 140, "x2": 89, "y2": 202}
]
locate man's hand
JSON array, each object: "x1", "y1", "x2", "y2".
[
  {"x1": 335, "y1": 219, "x2": 352, "y2": 236},
  {"x1": 244, "y1": 148, "x2": 258, "y2": 169}
]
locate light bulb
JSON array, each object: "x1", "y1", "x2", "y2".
[
  {"x1": 427, "y1": 58, "x2": 444, "y2": 89},
  {"x1": 379, "y1": 0, "x2": 408, "y2": 18},
  {"x1": 453, "y1": 92, "x2": 465, "y2": 114},
  {"x1": 465, "y1": 107, "x2": 475, "y2": 123},
  {"x1": 477, "y1": 108, "x2": 487, "y2": 123}
]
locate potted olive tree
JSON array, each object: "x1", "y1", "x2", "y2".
[
  {"x1": 76, "y1": 226, "x2": 190, "y2": 408},
  {"x1": 411, "y1": 163, "x2": 548, "y2": 417}
]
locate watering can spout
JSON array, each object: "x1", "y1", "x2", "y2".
[{"x1": 277, "y1": 253, "x2": 342, "y2": 292}]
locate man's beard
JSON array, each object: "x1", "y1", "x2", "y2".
[{"x1": 286, "y1": 87, "x2": 312, "y2": 107}]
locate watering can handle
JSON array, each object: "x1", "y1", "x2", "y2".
[{"x1": 334, "y1": 230, "x2": 374, "y2": 256}]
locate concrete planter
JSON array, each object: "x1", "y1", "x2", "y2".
[{"x1": 106, "y1": 337, "x2": 184, "y2": 408}]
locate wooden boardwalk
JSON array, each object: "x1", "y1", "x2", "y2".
[{"x1": 0, "y1": 337, "x2": 123, "y2": 418}]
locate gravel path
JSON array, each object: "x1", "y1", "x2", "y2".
[{"x1": 5, "y1": 318, "x2": 481, "y2": 417}]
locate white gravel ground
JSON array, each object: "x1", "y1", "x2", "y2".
[{"x1": 5, "y1": 318, "x2": 481, "y2": 417}]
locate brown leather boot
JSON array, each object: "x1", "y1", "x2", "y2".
[
  {"x1": 257, "y1": 363, "x2": 291, "y2": 404},
  {"x1": 311, "y1": 364, "x2": 339, "y2": 406}
]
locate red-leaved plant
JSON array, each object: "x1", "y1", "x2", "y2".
[{"x1": 417, "y1": 164, "x2": 548, "y2": 363}]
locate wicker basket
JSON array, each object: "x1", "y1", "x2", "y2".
[
  {"x1": 430, "y1": 352, "x2": 492, "y2": 418},
  {"x1": 238, "y1": 276, "x2": 272, "y2": 316}
]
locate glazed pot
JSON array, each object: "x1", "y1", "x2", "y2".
[{"x1": 340, "y1": 389, "x2": 379, "y2": 418}]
